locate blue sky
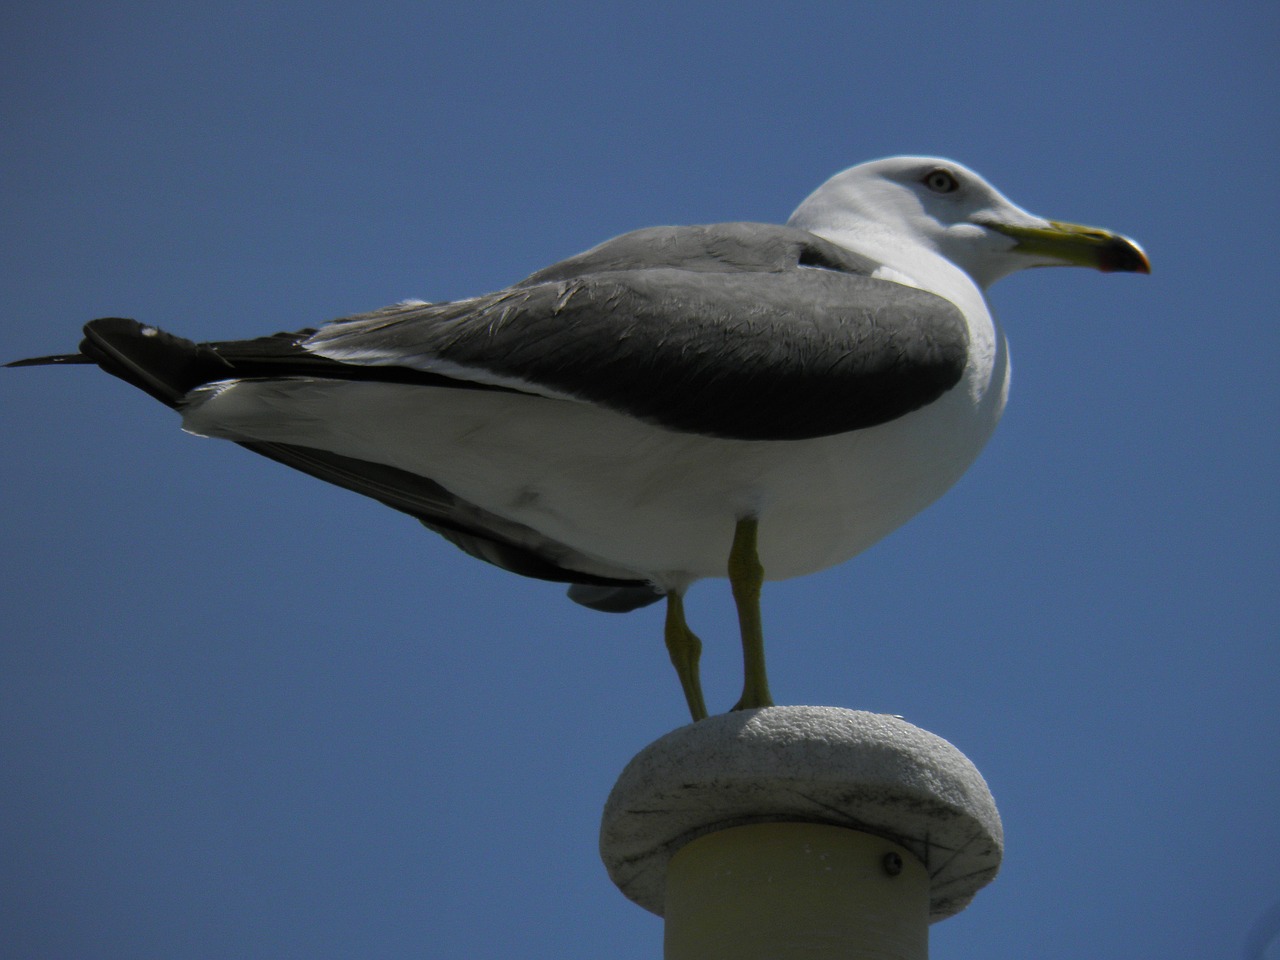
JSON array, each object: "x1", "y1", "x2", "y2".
[{"x1": 2, "y1": 2, "x2": 1276, "y2": 958}]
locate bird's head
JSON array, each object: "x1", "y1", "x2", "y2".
[{"x1": 788, "y1": 156, "x2": 1150, "y2": 290}]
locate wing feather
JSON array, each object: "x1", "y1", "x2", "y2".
[{"x1": 306, "y1": 224, "x2": 969, "y2": 440}]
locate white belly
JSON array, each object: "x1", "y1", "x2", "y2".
[{"x1": 183, "y1": 333, "x2": 1008, "y2": 590}]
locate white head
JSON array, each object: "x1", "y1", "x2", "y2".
[{"x1": 788, "y1": 156, "x2": 1149, "y2": 290}]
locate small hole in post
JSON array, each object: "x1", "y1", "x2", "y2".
[{"x1": 882, "y1": 851, "x2": 903, "y2": 877}]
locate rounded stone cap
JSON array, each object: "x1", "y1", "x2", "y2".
[{"x1": 599, "y1": 706, "x2": 1002, "y2": 922}]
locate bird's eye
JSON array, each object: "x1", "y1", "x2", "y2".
[{"x1": 923, "y1": 168, "x2": 960, "y2": 194}]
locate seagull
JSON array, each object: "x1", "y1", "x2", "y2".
[{"x1": 9, "y1": 157, "x2": 1149, "y2": 721}]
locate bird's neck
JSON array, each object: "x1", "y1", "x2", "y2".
[{"x1": 804, "y1": 222, "x2": 989, "y2": 313}]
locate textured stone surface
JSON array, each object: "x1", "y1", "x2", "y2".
[{"x1": 599, "y1": 706, "x2": 1002, "y2": 921}]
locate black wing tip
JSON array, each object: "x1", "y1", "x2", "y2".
[
  {"x1": 80, "y1": 317, "x2": 187, "y2": 354},
  {"x1": 74, "y1": 316, "x2": 215, "y2": 407},
  {"x1": 7, "y1": 318, "x2": 223, "y2": 412},
  {"x1": 5, "y1": 352, "x2": 92, "y2": 368},
  {"x1": 5, "y1": 317, "x2": 152, "y2": 368}
]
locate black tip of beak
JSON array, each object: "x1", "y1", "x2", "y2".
[{"x1": 1099, "y1": 235, "x2": 1151, "y2": 274}]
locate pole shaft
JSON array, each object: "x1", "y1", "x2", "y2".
[{"x1": 664, "y1": 822, "x2": 929, "y2": 960}]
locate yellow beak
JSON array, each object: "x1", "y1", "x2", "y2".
[{"x1": 990, "y1": 219, "x2": 1151, "y2": 274}]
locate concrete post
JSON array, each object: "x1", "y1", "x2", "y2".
[{"x1": 599, "y1": 707, "x2": 1002, "y2": 959}]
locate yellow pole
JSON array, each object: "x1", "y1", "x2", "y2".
[{"x1": 664, "y1": 822, "x2": 928, "y2": 960}]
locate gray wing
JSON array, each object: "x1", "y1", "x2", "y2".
[{"x1": 305, "y1": 223, "x2": 969, "y2": 442}]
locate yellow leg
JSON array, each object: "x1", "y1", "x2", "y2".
[
  {"x1": 665, "y1": 592, "x2": 709, "y2": 722},
  {"x1": 729, "y1": 516, "x2": 774, "y2": 711}
]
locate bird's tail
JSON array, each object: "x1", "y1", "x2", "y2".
[{"x1": 10, "y1": 317, "x2": 661, "y2": 599}]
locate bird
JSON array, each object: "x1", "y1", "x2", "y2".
[{"x1": 8, "y1": 157, "x2": 1149, "y2": 721}]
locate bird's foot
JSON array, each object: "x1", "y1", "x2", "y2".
[{"x1": 729, "y1": 692, "x2": 775, "y2": 712}]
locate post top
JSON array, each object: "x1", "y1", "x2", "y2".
[{"x1": 599, "y1": 706, "x2": 1002, "y2": 922}]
